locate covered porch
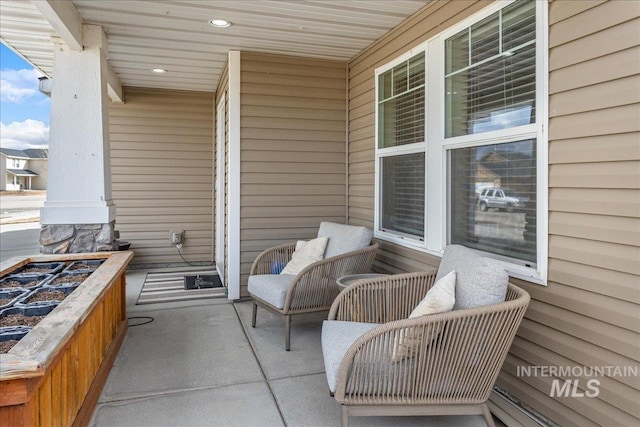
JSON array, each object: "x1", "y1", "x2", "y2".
[
  {"x1": 89, "y1": 268, "x2": 506, "y2": 427},
  {"x1": 1, "y1": 1, "x2": 638, "y2": 426}
]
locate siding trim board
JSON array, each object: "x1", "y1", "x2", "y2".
[{"x1": 228, "y1": 50, "x2": 241, "y2": 300}]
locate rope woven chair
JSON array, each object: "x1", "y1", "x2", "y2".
[
  {"x1": 322, "y1": 266, "x2": 530, "y2": 426},
  {"x1": 249, "y1": 222, "x2": 378, "y2": 350}
]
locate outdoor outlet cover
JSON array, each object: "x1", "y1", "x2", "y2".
[{"x1": 171, "y1": 231, "x2": 184, "y2": 244}]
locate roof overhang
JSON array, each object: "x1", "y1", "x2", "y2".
[
  {"x1": 7, "y1": 169, "x2": 39, "y2": 177},
  {"x1": 0, "y1": 0, "x2": 430, "y2": 94}
]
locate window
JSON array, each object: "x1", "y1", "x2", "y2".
[
  {"x1": 374, "y1": 0, "x2": 547, "y2": 282},
  {"x1": 376, "y1": 52, "x2": 426, "y2": 240},
  {"x1": 449, "y1": 140, "x2": 537, "y2": 264},
  {"x1": 445, "y1": 0, "x2": 536, "y2": 138}
]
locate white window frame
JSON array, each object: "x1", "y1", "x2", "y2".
[
  {"x1": 374, "y1": 43, "x2": 429, "y2": 249},
  {"x1": 374, "y1": 0, "x2": 548, "y2": 284}
]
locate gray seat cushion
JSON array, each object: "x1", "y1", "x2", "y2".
[
  {"x1": 248, "y1": 274, "x2": 297, "y2": 309},
  {"x1": 321, "y1": 320, "x2": 379, "y2": 393},
  {"x1": 435, "y1": 245, "x2": 509, "y2": 310},
  {"x1": 317, "y1": 222, "x2": 373, "y2": 258}
]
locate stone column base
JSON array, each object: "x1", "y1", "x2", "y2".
[{"x1": 40, "y1": 221, "x2": 116, "y2": 254}]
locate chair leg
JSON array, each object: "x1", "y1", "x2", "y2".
[
  {"x1": 481, "y1": 404, "x2": 496, "y2": 427},
  {"x1": 251, "y1": 301, "x2": 257, "y2": 328},
  {"x1": 285, "y1": 314, "x2": 291, "y2": 351},
  {"x1": 341, "y1": 406, "x2": 349, "y2": 427}
]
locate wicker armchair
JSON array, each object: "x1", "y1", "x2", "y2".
[
  {"x1": 249, "y1": 222, "x2": 378, "y2": 351},
  {"x1": 323, "y1": 271, "x2": 530, "y2": 427}
]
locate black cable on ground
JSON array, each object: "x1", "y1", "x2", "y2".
[
  {"x1": 128, "y1": 316, "x2": 154, "y2": 327},
  {"x1": 176, "y1": 245, "x2": 215, "y2": 267}
]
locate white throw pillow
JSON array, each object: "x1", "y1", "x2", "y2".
[
  {"x1": 280, "y1": 237, "x2": 329, "y2": 276},
  {"x1": 392, "y1": 271, "x2": 456, "y2": 362}
]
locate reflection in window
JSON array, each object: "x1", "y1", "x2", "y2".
[{"x1": 449, "y1": 140, "x2": 536, "y2": 264}]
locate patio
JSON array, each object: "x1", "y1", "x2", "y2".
[
  {"x1": 88, "y1": 268, "x2": 506, "y2": 427},
  {"x1": 2, "y1": 1, "x2": 636, "y2": 425}
]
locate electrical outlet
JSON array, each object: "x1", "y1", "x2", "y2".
[{"x1": 170, "y1": 230, "x2": 184, "y2": 244}]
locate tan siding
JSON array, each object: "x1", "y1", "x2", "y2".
[
  {"x1": 347, "y1": 1, "x2": 640, "y2": 426},
  {"x1": 109, "y1": 87, "x2": 214, "y2": 265},
  {"x1": 513, "y1": 1, "x2": 640, "y2": 424},
  {"x1": 239, "y1": 52, "x2": 347, "y2": 297}
]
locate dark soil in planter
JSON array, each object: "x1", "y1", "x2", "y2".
[
  {"x1": 50, "y1": 273, "x2": 89, "y2": 286},
  {"x1": 11, "y1": 262, "x2": 65, "y2": 276},
  {"x1": 0, "y1": 313, "x2": 45, "y2": 328},
  {"x1": 65, "y1": 260, "x2": 104, "y2": 271},
  {"x1": 24, "y1": 290, "x2": 68, "y2": 304},
  {"x1": 0, "y1": 340, "x2": 19, "y2": 353},
  {"x1": 20, "y1": 267, "x2": 50, "y2": 274},
  {"x1": 66, "y1": 263, "x2": 95, "y2": 271},
  {"x1": 0, "y1": 278, "x2": 42, "y2": 289}
]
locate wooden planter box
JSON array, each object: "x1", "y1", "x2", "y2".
[{"x1": 0, "y1": 251, "x2": 133, "y2": 426}]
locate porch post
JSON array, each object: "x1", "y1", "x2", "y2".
[{"x1": 40, "y1": 25, "x2": 117, "y2": 253}]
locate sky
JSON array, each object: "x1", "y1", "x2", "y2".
[{"x1": 0, "y1": 43, "x2": 51, "y2": 150}]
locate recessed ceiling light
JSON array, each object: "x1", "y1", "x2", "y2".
[
  {"x1": 209, "y1": 19, "x2": 231, "y2": 28},
  {"x1": 151, "y1": 68, "x2": 168, "y2": 74}
]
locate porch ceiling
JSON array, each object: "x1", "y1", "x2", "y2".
[{"x1": 0, "y1": 0, "x2": 430, "y2": 93}]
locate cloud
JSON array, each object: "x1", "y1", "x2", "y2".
[
  {"x1": 0, "y1": 119, "x2": 49, "y2": 149},
  {"x1": 0, "y1": 68, "x2": 44, "y2": 103}
]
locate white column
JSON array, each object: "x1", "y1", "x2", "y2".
[{"x1": 41, "y1": 25, "x2": 115, "y2": 225}]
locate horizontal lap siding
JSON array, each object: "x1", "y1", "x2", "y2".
[
  {"x1": 240, "y1": 52, "x2": 347, "y2": 296},
  {"x1": 504, "y1": 2, "x2": 640, "y2": 426},
  {"x1": 348, "y1": 0, "x2": 640, "y2": 425},
  {"x1": 109, "y1": 87, "x2": 214, "y2": 265},
  {"x1": 347, "y1": 0, "x2": 485, "y2": 272}
]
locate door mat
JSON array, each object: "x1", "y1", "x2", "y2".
[
  {"x1": 184, "y1": 274, "x2": 223, "y2": 289},
  {"x1": 136, "y1": 269, "x2": 226, "y2": 305}
]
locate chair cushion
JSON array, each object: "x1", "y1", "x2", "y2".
[
  {"x1": 317, "y1": 222, "x2": 373, "y2": 258},
  {"x1": 321, "y1": 320, "x2": 379, "y2": 393},
  {"x1": 391, "y1": 271, "x2": 456, "y2": 362},
  {"x1": 280, "y1": 237, "x2": 328, "y2": 275},
  {"x1": 270, "y1": 261, "x2": 286, "y2": 274},
  {"x1": 248, "y1": 274, "x2": 297, "y2": 309},
  {"x1": 435, "y1": 245, "x2": 508, "y2": 310},
  {"x1": 410, "y1": 270, "x2": 456, "y2": 317}
]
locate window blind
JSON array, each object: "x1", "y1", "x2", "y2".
[
  {"x1": 378, "y1": 52, "x2": 425, "y2": 148},
  {"x1": 445, "y1": 0, "x2": 536, "y2": 138},
  {"x1": 381, "y1": 153, "x2": 425, "y2": 239}
]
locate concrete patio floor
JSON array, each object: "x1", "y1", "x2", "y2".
[{"x1": 88, "y1": 268, "x2": 505, "y2": 427}]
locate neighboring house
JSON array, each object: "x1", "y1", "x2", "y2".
[
  {"x1": 0, "y1": 148, "x2": 49, "y2": 191},
  {"x1": 1, "y1": 1, "x2": 638, "y2": 427}
]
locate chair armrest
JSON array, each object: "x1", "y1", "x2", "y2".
[
  {"x1": 249, "y1": 241, "x2": 297, "y2": 276},
  {"x1": 328, "y1": 270, "x2": 438, "y2": 323},
  {"x1": 283, "y1": 243, "x2": 379, "y2": 313},
  {"x1": 333, "y1": 283, "x2": 530, "y2": 404}
]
